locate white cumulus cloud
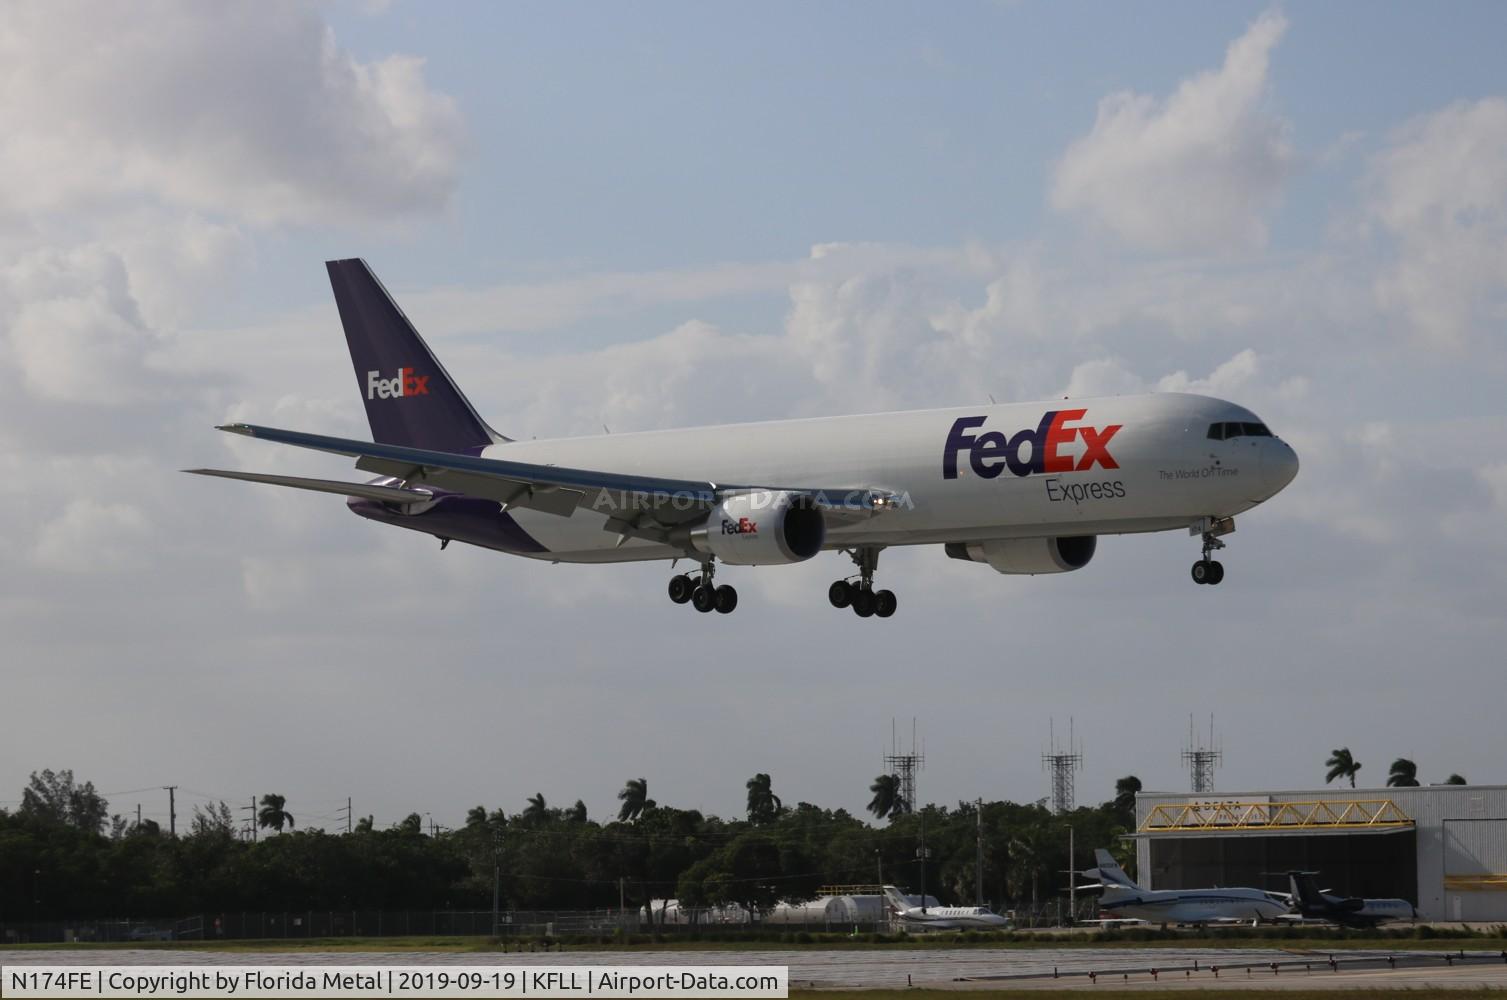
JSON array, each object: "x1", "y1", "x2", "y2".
[
  {"x1": 1368, "y1": 97, "x2": 1507, "y2": 348},
  {"x1": 1050, "y1": 11, "x2": 1293, "y2": 252},
  {"x1": 0, "y1": 1, "x2": 465, "y2": 226}
]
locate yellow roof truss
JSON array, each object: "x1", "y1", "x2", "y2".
[{"x1": 1139, "y1": 799, "x2": 1414, "y2": 833}]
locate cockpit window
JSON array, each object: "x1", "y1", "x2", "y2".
[{"x1": 1208, "y1": 421, "x2": 1273, "y2": 440}]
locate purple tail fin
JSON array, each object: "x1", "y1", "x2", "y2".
[{"x1": 327, "y1": 258, "x2": 501, "y2": 454}]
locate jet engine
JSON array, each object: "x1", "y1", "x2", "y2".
[
  {"x1": 945, "y1": 536, "x2": 1096, "y2": 575},
  {"x1": 688, "y1": 491, "x2": 825, "y2": 565}
]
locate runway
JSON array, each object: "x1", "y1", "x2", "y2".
[{"x1": 4, "y1": 946, "x2": 1506, "y2": 990}]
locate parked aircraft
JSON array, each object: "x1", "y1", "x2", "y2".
[
  {"x1": 190, "y1": 259, "x2": 1299, "y2": 616},
  {"x1": 1082, "y1": 849, "x2": 1292, "y2": 926},
  {"x1": 1285, "y1": 871, "x2": 1416, "y2": 927},
  {"x1": 880, "y1": 886, "x2": 1011, "y2": 929}
]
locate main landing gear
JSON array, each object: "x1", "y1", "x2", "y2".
[
  {"x1": 668, "y1": 563, "x2": 738, "y2": 614},
  {"x1": 1191, "y1": 531, "x2": 1226, "y2": 586},
  {"x1": 828, "y1": 546, "x2": 897, "y2": 619}
]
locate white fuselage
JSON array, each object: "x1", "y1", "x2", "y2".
[
  {"x1": 892, "y1": 905, "x2": 1012, "y2": 930},
  {"x1": 1099, "y1": 885, "x2": 1293, "y2": 925},
  {"x1": 494, "y1": 392, "x2": 1298, "y2": 562},
  {"x1": 882, "y1": 887, "x2": 1010, "y2": 929}
]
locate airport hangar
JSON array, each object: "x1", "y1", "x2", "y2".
[{"x1": 1130, "y1": 785, "x2": 1507, "y2": 921}]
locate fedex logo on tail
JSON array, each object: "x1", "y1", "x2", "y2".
[
  {"x1": 366, "y1": 367, "x2": 430, "y2": 400},
  {"x1": 943, "y1": 410, "x2": 1122, "y2": 479}
]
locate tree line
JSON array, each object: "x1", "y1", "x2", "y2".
[
  {"x1": 0, "y1": 769, "x2": 1137, "y2": 923},
  {"x1": 4, "y1": 758, "x2": 1470, "y2": 924}
]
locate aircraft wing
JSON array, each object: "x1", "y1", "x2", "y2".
[{"x1": 209, "y1": 423, "x2": 900, "y2": 533}]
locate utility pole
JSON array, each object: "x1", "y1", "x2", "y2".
[
  {"x1": 242, "y1": 797, "x2": 258, "y2": 842},
  {"x1": 1068, "y1": 825, "x2": 1076, "y2": 924},
  {"x1": 493, "y1": 836, "x2": 503, "y2": 939},
  {"x1": 975, "y1": 798, "x2": 984, "y2": 906},
  {"x1": 338, "y1": 797, "x2": 352, "y2": 835},
  {"x1": 916, "y1": 809, "x2": 931, "y2": 913},
  {"x1": 163, "y1": 786, "x2": 177, "y2": 838},
  {"x1": 136, "y1": 803, "x2": 141, "y2": 830}
]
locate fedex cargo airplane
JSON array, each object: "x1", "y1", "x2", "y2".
[{"x1": 189, "y1": 259, "x2": 1299, "y2": 618}]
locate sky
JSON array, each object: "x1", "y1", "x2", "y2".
[{"x1": 3, "y1": 1, "x2": 1506, "y2": 835}]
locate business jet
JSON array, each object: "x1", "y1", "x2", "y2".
[
  {"x1": 1082, "y1": 850, "x2": 1292, "y2": 926},
  {"x1": 189, "y1": 259, "x2": 1300, "y2": 617},
  {"x1": 1285, "y1": 871, "x2": 1415, "y2": 927},
  {"x1": 881, "y1": 886, "x2": 1010, "y2": 929}
]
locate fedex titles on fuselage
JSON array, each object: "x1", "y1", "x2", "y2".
[{"x1": 944, "y1": 409, "x2": 1125, "y2": 504}]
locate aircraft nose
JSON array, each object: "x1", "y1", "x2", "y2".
[{"x1": 1261, "y1": 439, "x2": 1300, "y2": 495}]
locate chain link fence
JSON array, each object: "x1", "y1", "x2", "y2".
[{"x1": 2, "y1": 908, "x2": 907, "y2": 944}]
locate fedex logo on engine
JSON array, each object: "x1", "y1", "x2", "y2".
[
  {"x1": 721, "y1": 517, "x2": 758, "y2": 535},
  {"x1": 943, "y1": 410, "x2": 1122, "y2": 479},
  {"x1": 366, "y1": 367, "x2": 430, "y2": 400}
]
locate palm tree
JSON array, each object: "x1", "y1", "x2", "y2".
[
  {"x1": 523, "y1": 793, "x2": 549, "y2": 825},
  {"x1": 617, "y1": 778, "x2": 651, "y2": 822},
  {"x1": 465, "y1": 806, "x2": 488, "y2": 829},
  {"x1": 1387, "y1": 758, "x2": 1420, "y2": 787},
  {"x1": 867, "y1": 774, "x2": 907, "y2": 820},
  {"x1": 567, "y1": 800, "x2": 588, "y2": 823},
  {"x1": 1113, "y1": 775, "x2": 1142, "y2": 816},
  {"x1": 1444, "y1": 774, "x2": 1468, "y2": 785},
  {"x1": 1324, "y1": 748, "x2": 1362, "y2": 788},
  {"x1": 355, "y1": 815, "x2": 374, "y2": 833},
  {"x1": 745, "y1": 773, "x2": 783, "y2": 824},
  {"x1": 256, "y1": 794, "x2": 295, "y2": 833}
]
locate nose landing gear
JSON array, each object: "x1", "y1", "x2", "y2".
[
  {"x1": 1191, "y1": 530, "x2": 1226, "y2": 586},
  {"x1": 828, "y1": 546, "x2": 897, "y2": 618},
  {"x1": 669, "y1": 563, "x2": 738, "y2": 613}
]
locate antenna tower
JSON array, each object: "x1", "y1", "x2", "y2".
[
  {"x1": 883, "y1": 718, "x2": 925, "y2": 814},
  {"x1": 1041, "y1": 717, "x2": 1083, "y2": 814},
  {"x1": 1181, "y1": 714, "x2": 1223, "y2": 793}
]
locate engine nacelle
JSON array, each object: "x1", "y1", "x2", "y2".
[
  {"x1": 945, "y1": 536, "x2": 1096, "y2": 575},
  {"x1": 688, "y1": 491, "x2": 826, "y2": 565}
]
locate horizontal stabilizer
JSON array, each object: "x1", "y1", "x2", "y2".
[{"x1": 184, "y1": 468, "x2": 434, "y2": 506}]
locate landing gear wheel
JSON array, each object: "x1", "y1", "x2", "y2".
[
  {"x1": 714, "y1": 584, "x2": 738, "y2": 614},
  {"x1": 1191, "y1": 524, "x2": 1229, "y2": 587},
  {"x1": 841, "y1": 546, "x2": 892, "y2": 619},
  {"x1": 668, "y1": 574, "x2": 694, "y2": 604},
  {"x1": 691, "y1": 585, "x2": 716, "y2": 613}
]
